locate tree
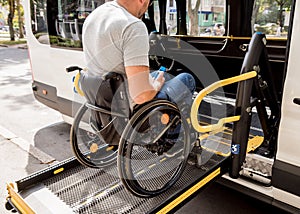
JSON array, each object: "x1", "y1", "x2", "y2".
[
  {"x1": 187, "y1": 0, "x2": 201, "y2": 36},
  {"x1": 1, "y1": 0, "x2": 24, "y2": 40},
  {"x1": 251, "y1": 0, "x2": 260, "y2": 34},
  {"x1": 7, "y1": 0, "x2": 15, "y2": 40},
  {"x1": 275, "y1": 0, "x2": 292, "y2": 28},
  {"x1": 252, "y1": 0, "x2": 292, "y2": 27},
  {"x1": 16, "y1": 0, "x2": 24, "y2": 38}
]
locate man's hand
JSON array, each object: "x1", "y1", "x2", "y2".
[{"x1": 151, "y1": 71, "x2": 165, "y2": 91}]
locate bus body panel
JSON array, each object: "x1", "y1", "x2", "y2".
[
  {"x1": 273, "y1": 188, "x2": 300, "y2": 209},
  {"x1": 271, "y1": 0, "x2": 300, "y2": 206},
  {"x1": 24, "y1": 0, "x2": 85, "y2": 109},
  {"x1": 277, "y1": 0, "x2": 300, "y2": 167},
  {"x1": 22, "y1": 0, "x2": 300, "y2": 211},
  {"x1": 28, "y1": 39, "x2": 84, "y2": 102}
]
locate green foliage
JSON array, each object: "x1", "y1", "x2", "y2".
[
  {"x1": 1, "y1": 0, "x2": 25, "y2": 40},
  {"x1": 256, "y1": 2, "x2": 278, "y2": 25},
  {"x1": 49, "y1": 35, "x2": 82, "y2": 48},
  {"x1": 275, "y1": 0, "x2": 292, "y2": 9},
  {"x1": 0, "y1": 39, "x2": 26, "y2": 45},
  {"x1": 0, "y1": 0, "x2": 7, "y2": 5},
  {"x1": 254, "y1": 0, "x2": 292, "y2": 25},
  {"x1": 34, "y1": 32, "x2": 47, "y2": 39}
]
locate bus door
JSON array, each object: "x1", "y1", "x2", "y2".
[{"x1": 272, "y1": 0, "x2": 300, "y2": 209}]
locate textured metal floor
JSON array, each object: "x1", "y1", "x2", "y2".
[
  {"x1": 42, "y1": 151, "x2": 225, "y2": 214},
  {"x1": 16, "y1": 94, "x2": 263, "y2": 213}
]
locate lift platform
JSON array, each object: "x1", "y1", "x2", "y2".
[
  {"x1": 6, "y1": 92, "x2": 264, "y2": 214},
  {"x1": 6, "y1": 33, "x2": 274, "y2": 214},
  {"x1": 6, "y1": 150, "x2": 226, "y2": 213}
]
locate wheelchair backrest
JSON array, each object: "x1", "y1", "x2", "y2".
[{"x1": 80, "y1": 72, "x2": 130, "y2": 146}]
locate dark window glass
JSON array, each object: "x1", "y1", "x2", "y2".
[
  {"x1": 252, "y1": 0, "x2": 292, "y2": 38},
  {"x1": 169, "y1": 0, "x2": 173, "y2": 7},
  {"x1": 30, "y1": 0, "x2": 111, "y2": 49},
  {"x1": 30, "y1": 0, "x2": 49, "y2": 43}
]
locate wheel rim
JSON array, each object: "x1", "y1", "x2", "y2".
[
  {"x1": 70, "y1": 104, "x2": 118, "y2": 168},
  {"x1": 118, "y1": 100, "x2": 190, "y2": 197}
]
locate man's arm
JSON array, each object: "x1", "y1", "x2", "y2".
[{"x1": 126, "y1": 65, "x2": 165, "y2": 104}]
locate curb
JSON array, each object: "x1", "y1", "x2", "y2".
[
  {"x1": 0, "y1": 125, "x2": 56, "y2": 164},
  {"x1": 0, "y1": 44, "x2": 27, "y2": 49}
]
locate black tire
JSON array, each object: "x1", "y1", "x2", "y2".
[
  {"x1": 118, "y1": 100, "x2": 191, "y2": 197},
  {"x1": 70, "y1": 103, "x2": 117, "y2": 168},
  {"x1": 5, "y1": 201, "x2": 14, "y2": 211}
]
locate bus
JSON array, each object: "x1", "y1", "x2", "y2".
[{"x1": 8, "y1": 0, "x2": 299, "y2": 213}]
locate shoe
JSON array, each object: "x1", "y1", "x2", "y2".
[
  {"x1": 187, "y1": 145, "x2": 202, "y2": 167},
  {"x1": 163, "y1": 138, "x2": 185, "y2": 158}
]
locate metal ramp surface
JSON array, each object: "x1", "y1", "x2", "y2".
[
  {"x1": 6, "y1": 95, "x2": 264, "y2": 213},
  {"x1": 7, "y1": 153, "x2": 228, "y2": 214}
]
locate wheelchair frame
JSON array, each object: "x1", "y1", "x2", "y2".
[{"x1": 69, "y1": 32, "x2": 280, "y2": 198}]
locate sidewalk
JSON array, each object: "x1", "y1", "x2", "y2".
[
  {"x1": 0, "y1": 127, "x2": 56, "y2": 213},
  {"x1": 0, "y1": 43, "x2": 27, "y2": 49},
  {"x1": 0, "y1": 32, "x2": 27, "y2": 49},
  {"x1": 0, "y1": 32, "x2": 10, "y2": 40}
]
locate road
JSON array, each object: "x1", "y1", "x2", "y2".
[
  {"x1": 0, "y1": 45, "x2": 72, "y2": 214},
  {"x1": 0, "y1": 46, "x2": 289, "y2": 214}
]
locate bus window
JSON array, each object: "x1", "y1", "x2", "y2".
[
  {"x1": 30, "y1": 0, "x2": 48, "y2": 44},
  {"x1": 29, "y1": 0, "x2": 112, "y2": 49},
  {"x1": 187, "y1": 0, "x2": 226, "y2": 37},
  {"x1": 252, "y1": 0, "x2": 292, "y2": 38},
  {"x1": 144, "y1": 0, "x2": 226, "y2": 37}
]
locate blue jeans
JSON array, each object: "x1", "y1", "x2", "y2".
[
  {"x1": 151, "y1": 71, "x2": 196, "y2": 108},
  {"x1": 151, "y1": 71, "x2": 196, "y2": 140}
]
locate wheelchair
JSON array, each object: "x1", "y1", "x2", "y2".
[
  {"x1": 69, "y1": 32, "x2": 276, "y2": 199},
  {"x1": 68, "y1": 65, "x2": 193, "y2": 198}
]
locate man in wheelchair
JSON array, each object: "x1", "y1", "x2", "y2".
[{"x1": 80, "y1": 0, "x2": 195, "y2": 150}]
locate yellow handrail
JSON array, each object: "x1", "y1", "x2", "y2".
[
  {"x1": 191, "y1": 71, "x2": 257, "y2": 133},
  {"x1": 74, "y1": 72, "x2": 85, "y2": 96}
]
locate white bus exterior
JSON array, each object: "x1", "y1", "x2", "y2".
[{"x1": 23, "y1": 0, "x2": 300, "y2": 212}]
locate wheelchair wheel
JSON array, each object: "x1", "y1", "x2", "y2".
[
  {"x1": 118, "y1": 100, "x2": 191, "y2": 197},
  {"x1": 70, "y1": 103, "x2": 117, "y2": 168}
]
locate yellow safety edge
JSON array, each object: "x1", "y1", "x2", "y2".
[
  {"x1": 6, "y1": 183, "x2": 35, "y2": 214},
  {"x1": 199, "y1": 135, "x2": 264, "y2": 157},
  {"x1": 191, "y1": 71, "x2": 257, "y2": 133},
  {"x1": 156, "y1": 168, "x2": 221, "y2": 214},
  {"x1": 246, "y1": 136, "x2": 264, "y2": 153},
  {"x1": 74, "y1": 72, "x2": 85, "y2": 96}
]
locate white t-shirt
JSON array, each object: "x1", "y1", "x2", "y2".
[{"x1": 82, "y1": 1, "x2": 149, "y2": 77}]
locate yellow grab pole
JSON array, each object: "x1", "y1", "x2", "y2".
[{"x1": 191, "y1": 71, "x2": 257, "y2": 133}]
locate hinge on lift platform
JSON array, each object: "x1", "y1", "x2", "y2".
[
  {"x1": 241, "y1": 154, "x2": 273, "y2": 185},
  {"x1": 6, "y1": 183, "x2": 35, "y2": 214}
]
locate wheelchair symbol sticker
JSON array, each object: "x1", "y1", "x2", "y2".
[{"x1": 231, "y1": 144, "x2": 240, "y2": 155}]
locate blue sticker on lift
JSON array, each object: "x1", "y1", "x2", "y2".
[{"x1": 231, "y1": 144, "x2": 240, "y2": 155}]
